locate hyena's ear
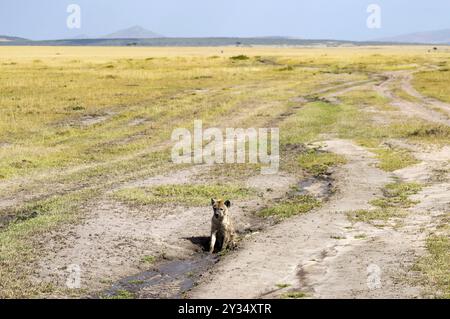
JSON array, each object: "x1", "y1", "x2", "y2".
[
  {"x1": 224, "y1": 200, "x2": 231, "y2": 208},
  {"x1": 211, "y1": 198, "x2": 216, "y2": 206}
]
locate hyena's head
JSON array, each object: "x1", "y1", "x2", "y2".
[{"x1": 211, "y1": 198, "x2": 231, "y2": 220}]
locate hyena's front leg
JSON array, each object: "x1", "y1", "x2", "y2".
[
  {"x1": 223, "y1": 232, "x2": 233, "y2": 251},
  {"x1": 229, "y1": 232, "x2": 237, "y2": 249},
  {"x1": 209, "y1": 231, "x2": 217, "y2": 253},
  {"x1": 223, "y1": 226, "x2": 236, "y2": 249}
]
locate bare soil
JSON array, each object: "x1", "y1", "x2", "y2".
[{"x1": 14, "y1": 70, "x2": 450, "y2": 298}]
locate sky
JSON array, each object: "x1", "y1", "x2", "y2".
[{"x1": 1, "y1": 0, "x2": 450, "y2": 40}]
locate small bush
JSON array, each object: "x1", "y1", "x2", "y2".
[
  {"x1": 71, "y1": 105, "x2": 85, "y2": 111},
  {"x1": 230, "y1": 55, "x2": 250, "y2": 61}
]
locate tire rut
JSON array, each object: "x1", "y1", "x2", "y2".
[
  {"x1": 374, "y1": 70, "x2": 450, "y2": 125},
  {"x1": 189, "y1": 139, "x2": 395, "y2": 298}
]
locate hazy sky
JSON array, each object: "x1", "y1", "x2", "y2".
[{"x1": 1, "y1": 0, "x2": 449, "y2": 40}]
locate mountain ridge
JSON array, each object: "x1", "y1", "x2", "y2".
[
  {"x1": 0, "y1": 35, "x2": 28, "y2": 42},
  {"x1": 102, "y1": 25, "x2": 163, "y2": 39},
  {"x1": 375, "y1": 28, "x2": 450, "y2": 44}
]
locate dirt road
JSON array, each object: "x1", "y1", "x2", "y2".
[{"x1": 15, "y1": 68, "x2": 450, "y2": 298}]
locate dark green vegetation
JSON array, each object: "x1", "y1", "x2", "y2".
[
  {"x1": 347, "y1": 182, "x2": 422, "y2": 224},
  {"x1": 259, "y1": 195, "x2": 320, "y2": 219}
]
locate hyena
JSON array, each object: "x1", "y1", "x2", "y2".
[{"x1": 210, "y1": 198, "x2": 236, "y2": 253}]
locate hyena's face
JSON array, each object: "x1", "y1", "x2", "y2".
[{"x1": 211, "y1": 199, "x2": 231, "y2": 220}]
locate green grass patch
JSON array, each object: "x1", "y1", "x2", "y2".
[
  {"x1": 141, "y1": 255, "x2": 156, "y2": 264},
  {"x1": 276, "y1": 283, "x2": 291, "y2": 289},
  {"x1": 114, "y1": 184, "x2": 254, "y2": 206},
  {"x1": 373, "y1": 148, "x2": 419, "y2": 172},
  {"x1": 347, "y1": 208, "x2": 406, "y2": 223},
  {"x1": 419, "y1": 235, "x2": 450, "y2": 298},
  {"x1": 259, "y1": 195, "x2": 320, "y2": 219},
  {"x1": 281, "y1": 291, "x2": 308, "y2": 299},
  {"x1": 388, "y1": 122, "x2": 450, "y2": 144},
  {"x1": 281, "y1": 101, "x2": 346, "y2": 144},
  {"x1": 298, "y1": 149, "x2": 346, "y2": 176},
  {"x1": 415, "y1": 234, "x2": 450, "y2": 298},
  {"x1": 107, "y1": 289, "x2": 135, "y2": 299},
  {"x1": 356, "y1": 138, "x2": 382, "y2": 149},
  {"x1": 372, "y1": 182, "x2": 422, "y2": 208},
  {"x1": 414, "y1": 213, "x2": 450, "y2": 298},
  {"x1": 348, "y1": 182, "x2": 421, "y2": 224},
  {"x1": 370, "y1": 182, "x2": 421, "y2": 209}
]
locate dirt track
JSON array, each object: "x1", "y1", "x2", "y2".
[
  {"x1": 374, "y1": 70, "x2": 450, "y2": 126},
  {"x1": 17, "y1": 68, "x2": 450, "y2": 298},
  {"x1": 190, "y1": 139, "x2": 449, "y2": 298}
]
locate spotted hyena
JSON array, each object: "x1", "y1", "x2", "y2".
[{"x1": 210, "y1": 198, "x2": 236, "y2": 253}]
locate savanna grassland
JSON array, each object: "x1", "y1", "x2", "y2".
[{"x1": 0, "y1": 46, "x2": 449, "y2": 298}]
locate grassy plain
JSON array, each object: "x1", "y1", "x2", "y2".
[{"x1": 0, "y1": 46, "x2": 449, "y2": 298}]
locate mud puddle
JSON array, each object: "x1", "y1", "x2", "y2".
[
  {"x1": 101, "y1": 253, "x2": 218, "y2": 299},
  {"x1": 297, "y1": 176, "x2": 334, "y2": 200},
  {"x1": 0, "y1": 208, "x2": 39, "y2": 230}
]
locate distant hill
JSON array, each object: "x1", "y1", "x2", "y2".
[
  {"x1": 0, "y1": 35, "x2": 28, "y2": 42},
  {"x1": 375, "y1": 28, "x2": 450, "y2": 44},
  {"x1": 70, "y1": 34, "x2": 91, "y2": 40},
  {"x1": 0, "y1": 35, "x2": 448, "y2": 47},
  {"x1": 102, "y1": 26, "x2": 163, "y2": 39},
  {"x1": 0, "y1": 37, "x2": 362, "y2": 47}
]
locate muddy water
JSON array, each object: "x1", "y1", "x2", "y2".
[
  {"x1": 100, "y1": 174, "x2": 332, "y2": 299},
  {"x1": 297, "y1": 176, "x2": 334, "y2": 199},
  {"x1": 102, "y1": 254, "x2": 218, "y2": 299}
]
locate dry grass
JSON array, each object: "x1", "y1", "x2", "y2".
[
  {"x1": 414, "y1": 213, "x2": 450, "y2": 298},
  {"x1": 0, "y1": 45, "x2": 449, "y2": 297},
  {"x1": 413, "y1": 67, "x2": 450, "y2": 104}
]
